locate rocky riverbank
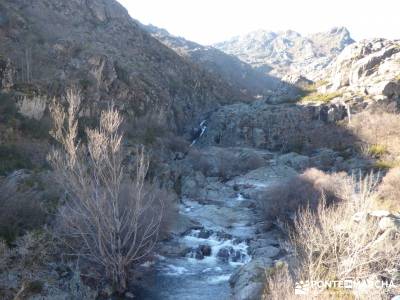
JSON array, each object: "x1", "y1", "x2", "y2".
[{"x1": 133, "y1": 146, "x2": 297, "y2": 299}]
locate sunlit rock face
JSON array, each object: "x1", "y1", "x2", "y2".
[
  {"x1": 328, "y1": 38, "x2": 400, "y2": 99},
  {"x1": 214, "y1": 27, "x2": 354, "y2": 80}
]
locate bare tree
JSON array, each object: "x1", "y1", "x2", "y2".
[{"x1": 48, "y1": 88, "x2": 163, "y2": 293}]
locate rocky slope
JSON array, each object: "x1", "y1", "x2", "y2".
[
  {"x1": 0, "y1": 0, "x2": 249, "y2": 134},
  {"x1": 327, "y1": 38, "x2": 400, "y2": 99},
  {"x1": 214, "y1": 27, "x2": 354, "y2": 80},
  {"x1": 144, "y1": 24, "x2": 282, "y2": 100}
]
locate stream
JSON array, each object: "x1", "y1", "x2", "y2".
[
  {"x1": 135, "y1": 191, "x2": 257, "y2": 299},
  {"x1": 133, "y1": 122, "x2": 286, "y2": 300}
]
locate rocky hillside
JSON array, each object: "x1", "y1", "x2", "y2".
[
  {"x1": 0, "y1": 0, "x2": 249, "y2": 134},
  {"x1": 327, "y1": 38, "x2": 400, "y2": 99},
  {"x1": 144, "y1": 24, "x2": 282, "y2": 100},
  {"x1": 214, "y1": 27, "x2": 354, "y2": 79}
]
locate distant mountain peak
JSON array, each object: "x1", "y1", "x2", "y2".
[{"x1": 214, "y1": 27, "x2": 354, "y2": 79}]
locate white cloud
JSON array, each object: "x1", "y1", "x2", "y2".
[{"x1": 117, "y1": 0, "x2": 400, "y2": 44}]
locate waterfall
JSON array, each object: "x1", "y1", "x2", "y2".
[{"x1": 190, "y1": 120, "x2": 207, "y2": 147}]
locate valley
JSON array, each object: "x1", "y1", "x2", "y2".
[{"x1": 1, "y1": 0, "x2": 400, "y2": 299}]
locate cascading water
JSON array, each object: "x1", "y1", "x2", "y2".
[
  {"x1": 190, "y1": 120, "x2": 207, "y2": 146},
  {"x1": 135, "y1": 192, "x2": 257, "y2": 300}
]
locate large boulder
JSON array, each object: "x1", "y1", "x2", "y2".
[
  {"x1": 229, "y1": 257, "x2": 273, "y2": 300},
  {"x1": 181, "y1": 171, "x2": 207, "y2": 198}
]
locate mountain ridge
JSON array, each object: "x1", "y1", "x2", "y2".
[
  {"x1": 214, "y1": 26, "x2": 354, "y2": 79},
  {"x1": 0, "y1": 0, "x2": 249, "y2": 134},
  {"x1": 143, "y1": 23, "x2": 284, "y2": 100}
]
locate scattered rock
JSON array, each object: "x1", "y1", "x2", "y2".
[
  {"x1": 252, "y1": 246, "x2": 280, "y2": 258},
  {"x1": 278, "y1": 152, "x2": 310, "y2": 171},
  {"x1": 198, "y1": 245, "x2": 212, "y2": 257},
  {"x1": 168, "y1": 215, "x2": 202, "y2": 236},
  {"x1": 125, "y1": 291, "x2": 135, "y2": 299},
  {"x1": 378, "y1": 217, "x2": 400, "y2": 232}
]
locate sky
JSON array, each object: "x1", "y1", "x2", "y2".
[{"x1": 117, "y1": 0, "x2": 400, "y2": 45}]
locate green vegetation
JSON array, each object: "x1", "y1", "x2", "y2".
[
  {"x1": 19, "y1": 116, "x2": 51, "y2": 139},
  {"x1": 373, "y1": 160, "x2": 397, "y2": 170},
  {"x1": 296, "y1": 79, "x2": 341, "y2": 103},
  {"x1": 0, "y1": 93, "x2": 18, "y2": 124},
  {"x1": 299, "y1": 91, "x2": 343, "y2": 103},
  {"x1": 302, "y1": 79, "x2": 330, "y2": 93},
  {"x1": 0, "y1": 92, "x2": 50, "y2": 140},
  {"x1": 0, "y1": 145, "x2": 33, "y2": 175},
  {"x1": 79, "y1": 78, "x2": 92, "y2": 91},
  {"x1": 367, "y1": 144, "x2": 388, "y2": 157}
]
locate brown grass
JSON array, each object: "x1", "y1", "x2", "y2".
[
  {"x1": 348, "y1": 110, "x2": 400, "y2": 161},
  {"x1": 257, "y1": 168, "x2": 348, "y2": 219},
  {"x1": 376, "y1": 167, "x2": 400, "y2": 211}
]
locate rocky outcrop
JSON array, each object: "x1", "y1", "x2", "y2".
[
  {"x1": 214, "y1": 27, "x2": 354, "y2": 79},
  {"x1": 0, "y1": 0, "x2": 248, "y2": 133},
  {"x1": 229, "y1": 257, "x2": 273, "y2": 300},
  {"x1": 328, "y1": 39, "x2": 400, "y2": 99},
  {"x1": 198, "y1": 100, "x2": 348, "y2": 151}
]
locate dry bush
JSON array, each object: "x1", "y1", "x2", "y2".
[
  {"x1": 48, "y1": 88, "x2": 166, "y2": 293},
  {"x1": 264, "y1": 263, "x2": 297, "y2": 300},
  {"x1": 125, "y1": 111, "x2": 167, "y2": 145},
  {"x1": 266, "y1": 173, "x2": 400, "y2": 299},
  {"x1": 348, "y1": 110, "x2": 400, "y2": 160},
  {"x1": 161, "y1": 133, "x2": 190, "y2": 154},
  {"x1": 376, "y1": 167, "x2": 400, "y2": 211},
  {"x1": 16, "y1": 95, "x2": 47, "y2": 120},
  {"x1": 187, "y1": 148, "x2": 215, "y2": 176},
  {"x1": 257, "y1": 168, "x2": 348, "y2": 219},
  {"x1": 306, "y1": 122, "x2": 357, "y2": 153},
  {"x1": 0, "y1": 231, "x2": 54, "y2": 300}
]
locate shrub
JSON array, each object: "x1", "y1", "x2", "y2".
[
  {"x1": 377, "y1": 167, "x2": 400, "y2": 211},
  {"x1": 0, "y1": 145, "x2": 33, "y2": 175},
  {"x1": 0, "y1": 179, "x2": 46, "y2": 244},
  {"x1": 19, "y1": 115, "x2": 51, "y2": 139},
  {"x1": 265, "y1": 173, "x2": 400, "y2": 299},
  {"x1": 0, "y1": 92, "x2": 18, "y2": 124},
  {"x1": 125, "y1": 113, "x2": 167, "y2": 146},
  {"x1": 373, "y1": 160, "x2": 397, "y2": 170},
  {"x1": 187, "y1": 149, "x2": 216, "y2": 176},
  {"x1": 263, "y1": 263, "x2": 296, "y2": 300},
  {"x1": 16, "y1": 96, "x2": 47, "y2": 120},
  {"x1": 48, "y1": 88, "x2": 167, "y2": 294},
  {"x1": 367, "y1": 144, "x2": 388, "y2": 158},
  {"x1": 348, "y1": 111, "x2": 400, "y2": 159},
  {"x1": 256, "y1": 168, "x2": 348, "y2": 220},
  {"x1": 0, "y1": 92, "x2": 50, "y2": 140},
  {"x1": 3, "y1": 231, "x2": 54, "y2": 299},
  {"x1": 162, "y1": 134, "x2": 190, "y2": 154}
]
